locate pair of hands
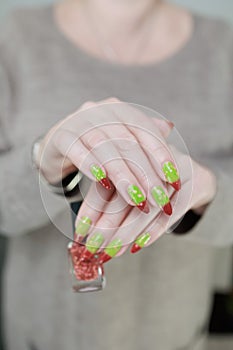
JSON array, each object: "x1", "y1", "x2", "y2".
[{"x1": 38, "y1": 98, "x2": 217, "y2": 263}]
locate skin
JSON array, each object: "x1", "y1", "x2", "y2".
[
  {"x1": 38, "y1": 99, "x2": 176, "y2": 209},
  {"x1": 37, "y1": 0, "x2": 217, "y2": 255},
  {"x1": 77, "y1": 146, "x2": 217, "y2": 257}
]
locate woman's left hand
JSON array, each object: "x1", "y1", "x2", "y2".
[{"x1": 74, "y1": 146, "x2": 217, "y2": 263}]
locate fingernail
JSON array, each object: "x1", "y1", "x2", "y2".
[
  {"x1": 75, "y1": 216, "x2": 92, "y2": 241},
  {"x1": 167, "y1": 121, "x2": 175, "y2": 129},
  {"x1": 127, "y1": 185, "x2": 149, "y2": 213},
  {"x1": 151, "y1": 186, "x2": 172, "y2": 216},
  {"x1": 90, "y1": 165, "x2": 112, "y2": 190},
  {"x1": 162, "y1": 161, "x2": 181, "y2": 191},
  {"x1": 131, "y1": 232, "x2": 151, "y2": 254},
  {"x1": 81, "y1": 232, "x2": 104, "y2": 261},
  {"x1": 99, "y1": 238, "x2": 122, "y2": 263}
]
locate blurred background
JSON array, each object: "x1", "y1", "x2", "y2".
[
  {"x1": 1, "y1": 0, "x2": 233, "y2": 21},
  {"x1": 0, "y1": 1, "x2": 232, "y2": 350}
]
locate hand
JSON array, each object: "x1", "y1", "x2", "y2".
[
  {"x1": 37, "y1": 98, "x2": 177, "y2": 213},
  {"x1": 74, "y1": 146, "x2": 217, "y2": 263}
]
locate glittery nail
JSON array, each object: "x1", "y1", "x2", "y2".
[
  {"x1": 81, "y1": 233, "x2": 104, "y2": 261},
  {"x1": 131, "y1": 232, "x2": 151, "y2": 253},
  {"x1": 151, "y1": 186, "x2": 172, "y2": 216},
  {"x1": 127, "y1": 185, "x2": 149, "y2": 213},
  {"x1": 99, "y1": 238, "x2": 123, "y2": 263},
  {"x1": 90, "y1": 165, "x2": 112, "y2": 190},
  {"x1": 162, "y1": 161, "x2": 181, "y2": 191},
  {"x1": 75, "y1": 216, "x2": 92, "y2": 241}
]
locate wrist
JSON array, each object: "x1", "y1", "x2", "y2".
[{"x1": 192, "y1": 167, "x2": 217, "y2": 214}]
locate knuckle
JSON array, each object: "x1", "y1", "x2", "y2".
[
  {"x1": 139, "y1": 171, "x2": 150, "y2": 186},
  {"x1": 101, "y1": 217, "x2": 116, "y2": 229},
  {"x1": 85, "y1": 131, "x2": 106, "y2": 148},
  {"x1": 109, "y1": 166, "x2": 124, "y2": 183},
  {"x1": 81, "y1": 101, "x2": 95, "y2": 110},
  {"x1": 115, "y1": 132, "x2": 137, "y2": 152},
  {"x1": 106, "y1": 97, "x2": 120, "y2": 103}
]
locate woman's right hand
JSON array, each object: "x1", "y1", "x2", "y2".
[{"x1": 37, "y1": 98, "x2": 177, "y2": 213}]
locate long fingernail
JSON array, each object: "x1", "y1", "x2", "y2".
[
  {"x1": 90, "y1": 165, "x2": 112, "y2": 190},
  {"x1": 81, "y1": 232, "x2": 104, "y2": 261},
  {"x1": 167, "y1": 120, "x2": 175, "y2": 129},
  {"x1": 151, "y1": 186, "x2": 172, "y2": 216},
  {"x1": 162, "y1": 161, "x2": 181, "y2": 191},
  {"x1": 131, "y1": 232, "x2": 151, "y2": 254},
  {"x1": 75, "y1": 216, "x2": 92, "y2": 241},
  {"x1": 127, "y1": 185, "x2": 149, "y2": 213},
  {"x1": 99, "y1": 238, "x2": 122, "y2": 263}
]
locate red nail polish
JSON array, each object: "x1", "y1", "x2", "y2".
[
  {"x1": 163, "y1": 202, "x2": 172, "y2": 216},
  {"x1": 130, "y1": 244, "x2": 142, "y2": 254},
  {"x1": 75, "y1": 234, "x2": 85, "y2": 244},
  {"x1": 80, "y1": 248, "x2": 95, "y2": 262},
  {"x1": 98, "y1": 252, "x2": 112, "y2": 264},
  {"x1": 171, "y1": 180, "x2": 181, "y2": 191},
  {"x1": 168, "y1": 121, "x2": 175, "y2": 129},
  {"x1": 137, "y1": 200, "x2": 150, "y2": 214},
  {"x1": 99, "y1": 177, "x2": 112, "y2": 190}
]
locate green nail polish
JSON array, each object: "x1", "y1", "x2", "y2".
[
  {"x1": 162, "y1": 162, "x2": 179, "y2": 183},
  {"x1": 104, "y1": 238, "x2": 122, "y2": 257},
  {"x1": 135, "y1": 232, "x2": 151, "y2": 248},
  {"x1": 86, "y1": 233, "x2": 104, "y2": 254},
  {"x1": 128, "y1": 185, "x2": 145, "y2": 205},
  {"x1": 151, "y1": 186, "x2": 169, "y2": 207},
  {"x1": 75, "y1": 216, "x2": 92, "y2": 237},
  {"x1": 90, "y1": 165, "x2": 106, "y2": 181}
]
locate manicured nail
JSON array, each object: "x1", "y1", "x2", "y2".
[
  {"x1": 90, "y1": 165, "x2": 112, "y2": 190},
  {"x1": 127, "y1": 185, "x2": 149, "y2": 213},
  {"x1": 162, "y1": 161, "x2": 181, "y2": 191},
  {"x1": 167, "y1": 120, "x2": 175, "y2": 129},
  {"x1": 131, "y1": 232, "x2": 151, "y2": 254},
  {"x1": 81, "y1": 232, "x2": 104, "y2": 261},
  {"x1": 75, "y1": 216, "x2": 92, "y2": 241},
  {"x1": 99, "y1": 238, "x2": 123, "y2": 263},
  {"x1": 151, "y1": 186, "x2": 172, "y2": 216}
]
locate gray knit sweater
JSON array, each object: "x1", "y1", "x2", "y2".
[{"x1": 0, "y1": 6, "x2": 233, "y2": 350}]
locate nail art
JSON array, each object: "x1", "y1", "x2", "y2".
[
  {"x1": 127, "y1": 185, "x2": 149, "y2": 213},
  {"x1": 162, "y1": 161, "x2": 181, "y2": 191},
  {"x1": 81, "y1": 232, "x2": 104, "y2": 261},
  {"x1": 151, "y1": 186, "x2": 172, "y2": 216},
  {"x1": 90, "y1": 165, "x2": 112, "y2": 190},
  {"x1": 75, "y1": 216, "x2": 92, "y2": 241},
  {"x1": 99, "y1": 238, "x2": 123, "y2": 263},
  {"x1": 131, "y1": 232, "x2": 151, "y2": 254}
]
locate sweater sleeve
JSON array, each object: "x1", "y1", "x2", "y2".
[
  {"x1": 0, "y1": 13, "x2": 70, "y2": 237},
  {"x1": 174, "y1": 25, "x2": 233, "y2": 247}
]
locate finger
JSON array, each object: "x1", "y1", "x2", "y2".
[
  {"x1": 95, "y1": 204, "x2": 162, "y2": 263},
  {"x1": 74, "y1": 182, "x2": 115, "y2": 243},
  {"x1": 130, "y1": 126, "x2": 181, "y2": 191},
  {"x1": 98, "y1": 98, "x2": 174, "y2": 139},
  {"x1": 101, "y1": 124, "x2": 173, "y2": 215},
  {"x1": 53, "y1": 128, "x2": 114, "y2": 191},
  {"x1": 81, "y1": 126, "x2": 150, "y2": 213},
  {"x1": 83, "y1": 100, "x2": 176, "y2": 193},
  {"x1": 130, "y1": 171, "x2": 193, "y2": 253},
  {"x1": 110, "y1": 102, "x2": 181, "y2": 191},
  {"x1": 79, "y1": 192, "x2": 132, "y2": 261},
  {"x1": 151, "y1": 118, "x2": 174, "y2": 138}
]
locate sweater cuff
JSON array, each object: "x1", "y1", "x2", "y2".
[{"x1": 173, "y1": 170, "x2": 233, "y2": 247}]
